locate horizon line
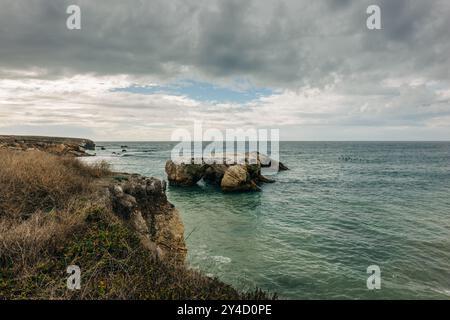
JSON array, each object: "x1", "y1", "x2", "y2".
[{"x1": 94, "y1": 140, "x2": 450, "y2": 143}]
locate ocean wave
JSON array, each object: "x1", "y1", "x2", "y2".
[
  {"x1": 212, "y1": 255, "x2": 232, "y2": 264},
  {"x1": 121, "y1": 153, "x2": 152, "y2": 158},
  {"x1": 432, "y1": 288, "x2": 450, "y2": 297}
]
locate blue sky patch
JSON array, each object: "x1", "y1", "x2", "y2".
[{"x1": 112, "y1": 79, "x2": 274, "y2": 103}]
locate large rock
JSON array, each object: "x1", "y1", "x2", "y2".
[
  {"x1": 203, "y1": 163, "x2": 228, "y2": 185},
  {"x1": 165, "y1": 160, "x2": 206, "y2": 186},
  {"x1": 221, "y1": 165, "x2": 260, "y2": 192},
  {"x1": 108, "y1": 174, "x2": 186, "y2": 264},
  {"x1": 165, "y1": 153, "x2": 287, "y2": 192}
]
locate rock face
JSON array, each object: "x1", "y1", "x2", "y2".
[
  {"x1": 165, "y1": 161, "x2": 205, "y2": 186},
  {"x1": 106, "y1": 174, "x2": 186, "y2": 264},
  {"x1": 165, "y1": 152, "x2": 288, "y2": 192},
  {"x1": 221, "y1": 164, "x2": 260, "y2": 192},
  {"x1": 0, "y1": 135, "x2": 95, "y2": 157},
  {"x1": 203, "y1": 164, "x2": 228, "y2": 185}
]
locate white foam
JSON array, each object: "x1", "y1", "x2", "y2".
[{"x1": 212, "y1": 255, "x2": 232, "y2": 264}]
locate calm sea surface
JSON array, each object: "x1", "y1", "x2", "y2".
[{"x1": 85, "y1": 142, "x2": 450, "y2": 299}]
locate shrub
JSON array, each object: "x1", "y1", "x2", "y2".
[{"x1": 0, "y1": 149, "x2": 273, "y2": 300}]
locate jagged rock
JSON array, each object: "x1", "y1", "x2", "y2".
[
  {"x1": 257, "y1": 175, "x2": 276, "y2": 183},
  {"x1": 165, "y1": 160, "x2": 206, "y2": 186},
  {"x1": 129, "y1": 210, "x2": 161, "y2": 256},
  {"x1": 278, "y1": 162, "x2": 289, "y2": 171},
  {"x1": 221, "y1": 165, "x2": 260, "y2": 192},
  {"x1": 107, "y1": 174, "x2": 186, "y2": 264},
  {"x1": 203, "y1": 163, "x2": 228, "y2": 184},
  {"x1": 165, "y1": 153, "x2": 288, "y2": 192},
  {"x1": 110, "y1": 186, "x2": 138, "y2": 219},
  {"x1": 248, "y1": 151, "x2": 289, "y2": 171}
]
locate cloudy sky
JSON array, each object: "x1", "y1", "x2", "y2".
[{"x1": 0, "y1": 0, "x2": 449, "y2": 140}]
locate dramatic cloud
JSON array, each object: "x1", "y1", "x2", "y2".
[{"x1": 0, "y1": 0, "x2": 449, "y2": 140}]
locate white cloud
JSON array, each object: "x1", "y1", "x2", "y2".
[
  {"x1": 0, "y1": 0, "x2": 449, "y2": 140},
  {"x1": 1, "y1": 73, "x2": 448, "y2": 140}
]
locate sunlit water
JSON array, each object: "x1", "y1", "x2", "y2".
[{"x1": 85, "y1": 142, "x2": 450, "y2": 299}]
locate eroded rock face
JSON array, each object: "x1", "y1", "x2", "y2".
[
  {"x1": 108, "y1": 174, "x2": 186, "y2": 264},
  {"x1": 165, "y1": 160, "x2": 206, "y2": 186},
  {"x1": 203, "y1": 163, "x2": 228, "y2": 185},
  {"x1": 165, "y1": 153, "x2": 288, "y2": 192},
  {"x1": 221, "y1": 164, "x2": 260, "y2": 192}
]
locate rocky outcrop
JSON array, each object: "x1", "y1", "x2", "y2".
[
  {"x1": 257, "y1": 152, "x2": 289, "y2": 170},
  {"x1": 0, "y1": 135, "x2": 95, "y2": 157},
  {"x1": 220, "y1": 164, "x2": 260, "y2": 192},
  {"x1": 203, "y1": 163, "x2": 228, "y2": 185},
  {"x1": 165, "y1": 161, "x2": 205, "y2": 186},
  {"x1": 104, "y1": 174, "x2": 186, "y2": 264},
  {"x1": 165, "y1": 152, "x2": 288, "y2": 192}
]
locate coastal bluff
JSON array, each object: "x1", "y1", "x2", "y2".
[
  {"x1": 102, "y1": 173, "x2": 187, "y2": 263},
  {"x1": 0, "y1": 137, "x2": 271, "y2": 299},
  {"x1": 0, "y1": 135, "x2": 95, "y2": 157},
  {"x1": 0, "y1": 135, "x2": 185, "y2": 263},
  {"x1": 165, "y1": 152, "x2": 288, "y2": 192}
]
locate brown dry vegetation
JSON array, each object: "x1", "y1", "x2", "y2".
[
  {"x1": 0, "y1": 150, "x2": 110, "y2": 218},
  {"x1": 0, "y1": 150, "x2": 272, "y2": 299}
]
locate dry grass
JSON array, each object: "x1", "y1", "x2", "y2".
[
  {"x1": 0, "y1": 149, "x2": 272, "y2": 300},
  {"x1": 0, "y1": 150, "x2": 110, "y2": 219},
  {"x1": 0, "y1": 150, "x2": 111, "y2": 296}
]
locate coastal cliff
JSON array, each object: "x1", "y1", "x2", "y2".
[
  {"x1": 0, "y1": 135, "x2": 95, "y2": 157},
  {"x1": 0, "y1": 142, "x2": 269, "y2": 299},
  {"x1": 104, "y1": 173, "x2": 187, "y2": 263}
]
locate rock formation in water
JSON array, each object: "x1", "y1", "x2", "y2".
[
  {"x1": 164, "y1": 161, "x2": 206, "y2": 186},
  {"x1": 165, "y1": 152, "x2": 288, "y2": 192},
  {"x1": 0, "y1": 135, "x2": 95, "y2": 157}
]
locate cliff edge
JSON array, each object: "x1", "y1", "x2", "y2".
[
  {"x1": 0, "y1": 147, "x2": 270, "y2": 299},
  {"x1": 101, "y1": 173, "x2": 187, "y2": 264},
  {"x1": 0, "y1": 135, "x2": 95, "y2": 156}
]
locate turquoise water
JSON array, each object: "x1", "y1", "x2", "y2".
[{"x1": 86, "y1": 142, "x2": 450, "y2": 299}]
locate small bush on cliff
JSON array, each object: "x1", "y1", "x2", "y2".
[{"x1": 0, "y1": 150, "x2": 272, "y2": 300}]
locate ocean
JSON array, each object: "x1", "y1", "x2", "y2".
[{"x1": 84, "y1": 142, "x2": 450, "y2": 299}]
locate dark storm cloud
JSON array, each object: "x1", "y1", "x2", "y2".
[
  {"x1": 0, "y1": 0, "x2": 449, "y2": 87},
  {"x1": 0, "y1": 0, "x2": 449, "y2": 140}
]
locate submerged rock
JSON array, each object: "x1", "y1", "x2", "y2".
[
  {"x1": 254, "y1": 152, "x2": 289, "y2": 171},
  {"x1": 165, "y1": 153, "x2": 288, "y2": 192}
]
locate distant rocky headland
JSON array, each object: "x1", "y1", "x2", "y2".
[{"x1": 0, "y1": 135, "x2": 95, "y2": 157}]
